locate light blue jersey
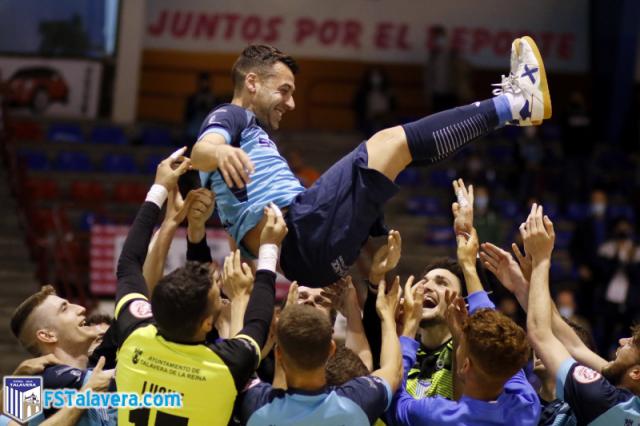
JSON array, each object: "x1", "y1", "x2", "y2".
[{"x1": 198, "y1": 104, "x2": 304, "y2": 252}]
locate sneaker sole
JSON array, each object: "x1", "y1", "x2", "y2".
[{"x1": 521, "y1": 35, "x2": 552, "y2": 121}]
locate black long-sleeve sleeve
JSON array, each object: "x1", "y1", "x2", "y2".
[
  {"x1": 115, "y1": 201, "x2": 161, "y2": 304},
  {"x1": 187, "y1": 235, "x2": 212, "y2": 263},
  {"x1": 362, "y1": 285, "x2": 382, "y2": 370},
  {"x1": 239, "y1": 270, "x2": 276, "y2": 348}
]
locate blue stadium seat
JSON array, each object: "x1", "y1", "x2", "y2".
[
  {"x1": 47, "y1": 123, "x2": 84, "y2": 143},
  {"x1": 429, "y1": 169, "x2": 456, "y2": 188},
  {"x1": 18, "y1": 150, "x2": 49, "y2": 170},
  {"x1": 554, "y1": 230, "x2": 573, "y2": 250},
  {"x1": 91, "y1": 125, "x2": 127, "y2": 145},
  {"x1": 54, "y1": 151, "x2": 92, "y2": 172},
  {"x1": 425, "y1": 225, "x2": 455, "y2": 247},
  {"x1": 141, "y1": 126, "x2": 173, "y2": 146},
  {"x1": 102, "y1": 153, "x2": 137, "y2": 174},
  {"x1": 566, "y1": 203, "x2": 589, "y2": 222},
  {"x1": 406, "y1": 196, "x2": 443, "y2": 216},
  {"x1": 609, "y1": 205, "x2": 635, "y2": 221},
  {"x1": 487, "y1": 145, "x2": 515, "y2": 162},
  {"x1": 395, "y1": 168, "x2": 421, "y2": 187},
  {"x1": 143, "y1": 154, "x2": 165, "y2": 174},
  {"x1": 494, "y1": 199, "x2": 521, "y2": 220}
]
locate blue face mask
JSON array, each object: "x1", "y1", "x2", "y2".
[
  {"x1": 591, "y1": 203, "x2": 606, "y2": 217},
  {"x1": 475, "y1": 196, "x2": 489, "y2": 211}
]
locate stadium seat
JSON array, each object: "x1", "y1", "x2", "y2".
[
  {"x1": 70, "y1": 181, "x2": 106, "y2": 203},
  {"x1": 54, "y1": 151, "x2": 93, "y2": 172},
  {"x1": 18, "y1": 150, "x2": 49, "y2": 170},
  {"x1": 566, "y1": 202, "x2": 589, "y2": 222},
  {"x1": 429, "y1": 169, "x2": 456, "y2": 188},
  {"x1": 609, "y1": 205, "x2": 635, "y2": 221},
  {"x1": 143, "y1": 153, "x2": 166, "y2": 174},
  {"x1": 406, "y1": 196, "x2": 443, "y2": 216},
  {"x1": 141, "y1": 126, "x2": 173, "y2": 146},
  {"x1": 102, "y1": 153, "x2": 137, "y2": 174},
  {"x1": 395, "y1": 168, "x2": 421, "y2": 187},
  {"x1": 24, "y1": 178, "x2": 59, "y2": 200},
  {"x1": 47, "y1": 123, "x2": 84, "y2": 143},
  {"x1": 112, "y1": 182, "x2": 148, "y2": 204},
  {"x1": 91, "y1": 125, "x2": 128, "y2": 145},
  {"x1": 425, "y1": 225, "x2": 455, "y2": 247},
  {"x1": 494, "y1": 199, "x2": 521, "y2": 220},
  {"x1": 9, "y1": 120, "x2": 44, "y2": 141}
]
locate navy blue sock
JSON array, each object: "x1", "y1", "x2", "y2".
[{"x1": 402, "y1": 99, "x2": 500, "y2": 164}]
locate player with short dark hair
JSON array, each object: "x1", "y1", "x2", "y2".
[
  {"x1": 238, "y1": 277, "x2": 403, "y2": 425},
  {"x1": 192, "y1": 37, "x2": 551, "y2": 288}
]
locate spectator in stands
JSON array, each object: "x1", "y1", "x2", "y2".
[
  {"x1": 561, "y1": 91, "x2": 593, "y2": 198},
  {"x1": 524, "y1": 204, "x2": 640, "y2": 426},
  {"x1": 474, "y1": 184, "x2": 502, "y2": 245},
  {"x1": 185, "y1": 72, "x2": 218, "y2": 143},
  {"x1": 353, "y1": 67, "x2": 396, "y2": 136},
  {"x1": 237, "y1": 278, "x2": 403, "y2": 425},
  {"x1": 423, "y1": 26, "x2": 472, "y2": 113},
  {"x1": 554, "y1": 288, "x2": 592, "y2": 336},
  {"x1": 287, "y1": 149, "x2": 320, "y2": 187},
  {"x1": 569, "y1": 188, "x2": 610, "y2": 317},
  {"x1": 516, "y1": 126, "x2": 545, "y2": 201},
  {"x1": 595, "y1": 217, "x2": 640, "y2": 355}
]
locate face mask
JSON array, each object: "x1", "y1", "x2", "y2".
[
  {"x1": 370, "y1": 72, "x2": 383, "y2": 88},
  {"x1": 475, "y1": 196, "x2": 489, "y2": 211},
  {"x1": 558, "y1": 306, "x2": 574, "y2": 318},
  {"x1": 591, "y1": 203, "x2": 606, "y2": 217}
]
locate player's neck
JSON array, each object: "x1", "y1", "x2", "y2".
[
  {"x1": 52, "y1": 346, "x2": 89, "y2": 370},
  {"x1": 419, "y1": 322, "x2": 451, "y2": 350},
  {"x1": 285, "y1": 367, "x2": 327, "y2": 392},
  {"x1": 231, "y1": 95, "x2": 254, "y2": 114},
  {"x1": 463, "y1": 377, "x2": 503, "y2": 402}
]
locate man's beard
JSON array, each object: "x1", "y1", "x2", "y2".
[{"x1": 602, "y1": 360, "x2": 630, "y2": 385}]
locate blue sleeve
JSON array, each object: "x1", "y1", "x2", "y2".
[
  {"x1": 198, "y1": 105, "x2": 247, "y2": 147},
  {"x1": 557, "y1": 359, "x2": 632, "y2": 425},
  {"x1": 335, "y1": 376, "x2": 392, "y2": 423},
  {"x1": 388, "y1": 385, "x2": 445, "y2": 426},
  {"x1": 42, "y1": 365, "x2": 86, "y2": 390},
  {"x1": 503, "y1": 369, "x2": 541, "y2": 417},
  {"x1": 399, "y1": 336, "x2": 419, "y2": 378},
  {"x1": 238, "y1": 380, "x2": 276, "y2": 424},
  {"x1": 467, "y1": 290, "x2": 495, "y2": 314}
]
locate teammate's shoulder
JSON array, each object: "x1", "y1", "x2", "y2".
[{"x1": 42, "y1": 364, "x2": 86, "y2": 389}]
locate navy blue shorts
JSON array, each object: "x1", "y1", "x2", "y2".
[{"x1": 280, "y1": 142, "x2": 399, "y2": 287}]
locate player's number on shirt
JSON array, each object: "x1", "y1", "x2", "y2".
[{"x1": 130, "y1": 408, "x2": 188, "y2": 426}]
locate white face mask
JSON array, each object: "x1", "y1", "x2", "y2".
[
  {"x1": 475, "y1": 196, "x2": 489, "y2": 211},
  {"x1": 591, "y1": 202, "x2": 606, "y2": 217},
  {"x1": 559, "y1": 306, "x2": 574, "y2": 318}
]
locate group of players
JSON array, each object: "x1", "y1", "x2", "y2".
[{"x1": 3, "y1": 36, "x2": 640, "y2": 425}]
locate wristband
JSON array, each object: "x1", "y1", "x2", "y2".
[
  {"x1": 145, "y1": 184, "x2": 168, "y2": 208},
  {"x1": 257, "y1": 243, "x2": 278, "y2": 272},
  {"x1": 366, "y1": 279, "x2": 378, "y2": 294}
]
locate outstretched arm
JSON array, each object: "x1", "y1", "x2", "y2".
[
  {"x1": 371, "y1": 277, "x2": 403, "y2": 392},
  {"x1": 524, "y1": 204, "x2": 572, "y2": 378}
]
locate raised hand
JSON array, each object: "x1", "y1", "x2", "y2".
[
  {"x1": 456, "y1": 227, "x2": 479, "y2": 268},
  {"x1": 376, "y1": 276, "x2": 401, "y2": 323},
  {"x1": 452, "y1": 178, "x2": 474, "y2": 235},
  {"x1": 82, "y1": 356, "x2": 114, "y2": 392},
  {"x1": 480, "y1": 242, "x2": 529, "y2": 294},
  {"x1": 260, "y1": 204, "x2": 288, "y2": 246},
  {"x1": 512, "y1": 243, "x2": 533, "y2": 282},
  {"x1": 215, "y1": 144, "x2": 255, "y2": 188},
  {"x1": 401, "y1": 276, "x2": 424, "y2": 337},
  {"x1": 444, "y1": 289, "x2": 468, "y2": 341},
  {"x1": 187, "y1": 188, "x2": 215, "y2": 228},
  {"x1": 222, "y1": 249, "x2": 254, "y2": 300},
  {"x1": 321, "y1": 277, "x2": 353, "y2": 317},
  {"x1": 155, "y1": 147, "x2": 192, "y2": 191},
  {"x1": 369, "y1": 230, "x2": 402, "y2": 285},
  {"x1": 520, "y1": 203, "x2": 555, "y2": 262}
]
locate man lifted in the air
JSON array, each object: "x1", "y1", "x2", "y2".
[{"x1": 192, "y1": 37, "x2": 551, "y2": 287}]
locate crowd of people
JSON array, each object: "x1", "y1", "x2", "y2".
[{"x1": 3, "y1": 38, "x2": 640, "y2": 426}]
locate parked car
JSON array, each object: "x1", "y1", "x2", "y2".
[{"x1": 7, "y1": 66, "x2": 69, "y2": 113}]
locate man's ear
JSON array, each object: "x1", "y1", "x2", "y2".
[
  {"x1": 328, "y1": 340, "x2": 337, "y2": 358},
  {"x1": 201, "y1": 315, "x2": 214, "y2": 335},
  {"x1": 36, "y1": 328, "x2": 57, "y2": 344},
  {"x1": 628, "y1": 365, "x2": 640, "y2": 381},
  {"x1": 246, "y1": 72, "x2": 258, "y2": 94}
]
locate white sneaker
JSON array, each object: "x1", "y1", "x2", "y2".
[{"x1": 493, "y1": 36, "x2": 552, "y2": 126}]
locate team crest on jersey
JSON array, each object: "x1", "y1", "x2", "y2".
[
  {"x1": 129, "y1": 300, "x2": 153, "y2": 319},
  {"x1": 573, "y1": 365, "x2": 601, "y2": 384},
  {"x1": 3, "y1": 376, "x2": 43, "y2": 423}
]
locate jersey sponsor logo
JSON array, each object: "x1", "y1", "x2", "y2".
[
  {"x1": 133, "y1": 348, "x2": 143, "y2": 365},
  {"x1": 129, "y1": 300, "x2": 153, "y2": 319},
  {"x1": 258, "y1": 138, "x2": 276, "y2": 149},
  {"x1": 330, "y1": 256, "x2": 349, "y2": 277},
  {"x1": 573, "y1": 365, "x2": 602, "y2": 384}
]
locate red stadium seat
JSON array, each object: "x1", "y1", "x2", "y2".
[
  {"x1": 70, "y1": 181, "x2": 106, "y2": 204},
  {"x1": 112, "y1": 182, "x2": 148, "y2": 204},
  {"x1": 9, "y1": 120, "x2": 44, "y2": 141},
  {"x1": 23, "y1": 178, "x2": 60, "y2": 200}
]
